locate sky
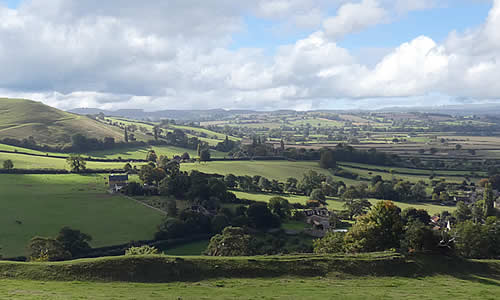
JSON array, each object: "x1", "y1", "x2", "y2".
[{"x1": 0, "y1": 0, "x2": 499, "y2": 111}]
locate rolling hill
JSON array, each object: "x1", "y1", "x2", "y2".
[{"x1": 0, "y1": 98, "x2": 125, "y2": 146}]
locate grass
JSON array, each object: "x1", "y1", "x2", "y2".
[
  {"x1": 0, "y1": 253, "x2": 498, "y2": 299},
  {"x1": 164, "y1": 240, "x2": 210, "y2": 256},
  {"x1": 0, "y1": 275, "x2": 498, "y2": 299},
  {"x1": 0, "y1": 152, "x2": 134, "y2": 170},
  {"x1": 86, "y1": 145, "x2": 226, "y2": 160},
  {"x1": 0, "y1": 174, "x2": 164, "y2": 257},
  {"x1": 181, "y1": 160, "x2": 359, "y2": 183},
  {"x1": 232, "y1": 191, "x2": 455, "y2": 215},
  {"x1": 0, "y1": 98, "x2": 125, "y2": 146}
]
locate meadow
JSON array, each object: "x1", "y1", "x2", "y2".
[
  {"x1": 0, "y1": 174, "x2": 163, "y2": 257},
  {"x1": 181, "y1": 160, "x2": 361, "y2": 184},
  {"x1": 233, "y1": 191, "x2": 455, "y2": 215}
]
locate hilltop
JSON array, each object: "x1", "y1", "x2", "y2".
[{"x1": 0, "y1": 98, "x2": 125, "y2": 147}]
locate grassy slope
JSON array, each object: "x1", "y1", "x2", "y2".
[
  {"x1": 0, "y1": 254, "x2": 498, "y2": 299},
  {"x1": 0, "y1": 98, "x2": 124, "y2": 146},
  {"x1": 0, "y1": 152, "x2": 136, "y2": 169},
  {"x1": 0, "y1": 174, "x2": 163, "y2": 257}
]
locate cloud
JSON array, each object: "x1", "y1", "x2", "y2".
[
  {"x1": 323, "y1": 0, "x2": 388, "y2": 40},
  {"x1": 0, "y1": 0, "x2": 499, "y2": 111}
]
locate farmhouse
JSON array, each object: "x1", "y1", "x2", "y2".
[
  {"x1": 304, "y1": 208, "x2": 331, "y2": 237},
  {"x1": 109, "y1": 174, "x2": 128, "y2": 192}
]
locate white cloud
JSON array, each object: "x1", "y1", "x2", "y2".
[
  {"x1": 323, "y1": 0, "x2": 388, "y2": 40},
  {"x1": 0, "y1": 0, "x2": 500, "y2": 111}
]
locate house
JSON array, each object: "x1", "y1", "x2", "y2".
[
  {"x1": 109, "y1": 174, "x2": 128, "y2": 192},
  {"x1": 304, "y1": 208, "x2": 331, "y2": 237}
]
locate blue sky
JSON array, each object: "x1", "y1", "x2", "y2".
[
  {"x1": 2, "y1": 0, "x2": 20, "y2": 8},
  {"x1": 232, "y1": 1, "x2": 492, "y2": 53}
]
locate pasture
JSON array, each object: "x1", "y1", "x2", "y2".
[
  {"x1": 181, "y1": 160, "x2": 359, "y2": 183},
  {"x1": 233, "y1": 191, "x2": 455, "y2": 215},
  {"x1": 0, "y1": 174, "x2": 163, "y2": 257}
]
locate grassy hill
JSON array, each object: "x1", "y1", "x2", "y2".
[
  {"x1": 0, "y1": 174, "x2": 163, "y2": 257},
  {"x1": 0, "y1": 253, "x2": 498, "y2": 299},
  {"x1": 0, "y1": 98, "x2": 125, "y2": 146}
]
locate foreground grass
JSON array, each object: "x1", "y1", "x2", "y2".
[
  {"x1": 1, "y1": 275, "x2": 498, "y2": 300},
  {"x1": 0, "y1": 254, "x2": 498, "y2": 299},
  {"x1": 0, "y1": 174, "x2": 163, "y2": 257}
]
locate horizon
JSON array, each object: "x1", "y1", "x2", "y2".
[{"x1": 0, "y1": 1, "x2": 499, "y2": 111}]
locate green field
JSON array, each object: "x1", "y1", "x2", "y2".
[
  {"x1": 0, "y1": 152, "x2": 133, "y2": 170},
  {"x1": 0, "y1": 98, "x2": 125, "y2": 146},
  {"x1": 181, "y1": 160, "x2": 360, "y2": 183},
  {"x1": 0, "y1": 174, "x2": 163, "y2": 257},
  {"x1": 233, "y1": 191, "x2": 455, "y2": 215}
]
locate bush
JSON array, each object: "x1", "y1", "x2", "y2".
[
  {"x1": 27, "y1": 237, "x2": 71, "y2": 262},
  {"x1": 125, "y1": 245, "x2": 160, "y2": 256},
  {"x1": 313, "y1": 232, "x2": 345, "y2": 254}
]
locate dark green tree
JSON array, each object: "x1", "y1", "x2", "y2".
[
  {"x1": 56, "y1": 227, "x2": 92, "y2": 257},
  {"x1": 66, "y1": 155, "x2": 86, "y2": 173},
  {"x1": 2, "y1": 159, "x2": 14, "y2": 170}
]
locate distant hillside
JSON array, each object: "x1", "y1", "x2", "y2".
[
  {"x1": 69, "y1": 107, "x2": 260, "y2": 121},
  {"x1": 0, "y1": 98, "x2": 125, "y2": 146}
]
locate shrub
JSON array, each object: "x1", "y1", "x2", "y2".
[{"x1": 125, "y1": 245, "x2": 160, "y2": 256}]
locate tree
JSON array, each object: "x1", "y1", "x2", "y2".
[
  {"x1": 319, "y1": 150, "x2": 336, "y2": 169},
  {"x1": 455, "y1": 144, "x2": 462, "y2": 150},
  {"x1": 246, "y1": 203, "x2": 281, "y2": 230},
  {"x1": 55, "y1": 227, "x2": 92, "y2": 257},
  {"x1": 166, "y1": 200, "x2": 178, "y2": 217},
  {"x1": 66, "y1": 155, "x2": 86, "y2": 173},
  {"x1": 258, "y1": 177, "x2": 272, "y2": 192},
  {"x1": 401, "y1": 220, "x2": 437, "y2": 253},
  {"x1": 200, "y1": 149, "x2": 211, "y2": 162},
  {"x1": 453, "y1": 220, "x2": 489, "y2": 258},
  {"x1": 344, "y1": 201, "x2": 403, "y2": 252},
  {"x1": 313, "y1": 232, "x2": 345, "y2": 254},
  {"x1": 268, "y1": 197, "x2": 291, "y2": 220},
  {"x1": 138, "y1": 164, "x2": 155, "y2": 185},
  {"x1": 483, "y1": 183, "x2": 495, "y2": 218},
  {"x1": 454, "y1": 201, "x2": 472, "y2": 223},
  {"x1": 309, "y1": 188, "x2": 326, "y2": 202},
  {"x1": 224, "y1": 174, "x2": 238, "y2": 189},
  {"x1": 27, "y1": 237, "x2": 71, "y2": 261},
  {"x1": 123, "y1": 163, "x2": 133, "y2": 173},
  {"x1": 206, "y1": 227, "x2": 254, "y2": 256},
  {"x1": 181, "y1": 152, "x2": 191, "y2": 161},
  {"x1": 2, "y1": 159, "x2": 14, "y2": 170},
  {"x1": 124, "y1": 127, "x2": 129, "y2": 143},
  {"x1": 153, "y1": 126, "x2": 160, "y2": 141},
  {"x1": 146, "y1": 150, "x2": 158, "y2": 162},
  {"x1": 401, "y1": 208, "x2": 430, "y2": 225},
  {"x1": 344, "y1": 199, "x2": 372, "y2": 220}
]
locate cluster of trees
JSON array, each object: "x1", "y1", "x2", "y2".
[
  {"x1": 284, "y1": 144, "x2": 399, "y2": 166},
  {"x1": 155, "y1": 199, "x2": 289, "y2": 243},
  {"x1": 314, "y1": 199, "x2": 500, "y2": 259},
  {"x1": 215, "y1": 136, "x2": 239, "y2": 152},
  {"x1": 27, "y1": 227, "x2": 92, "y2": 261},
  {"x1": 337, "y1": 176, "x2": 428, "y2": 204}
]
